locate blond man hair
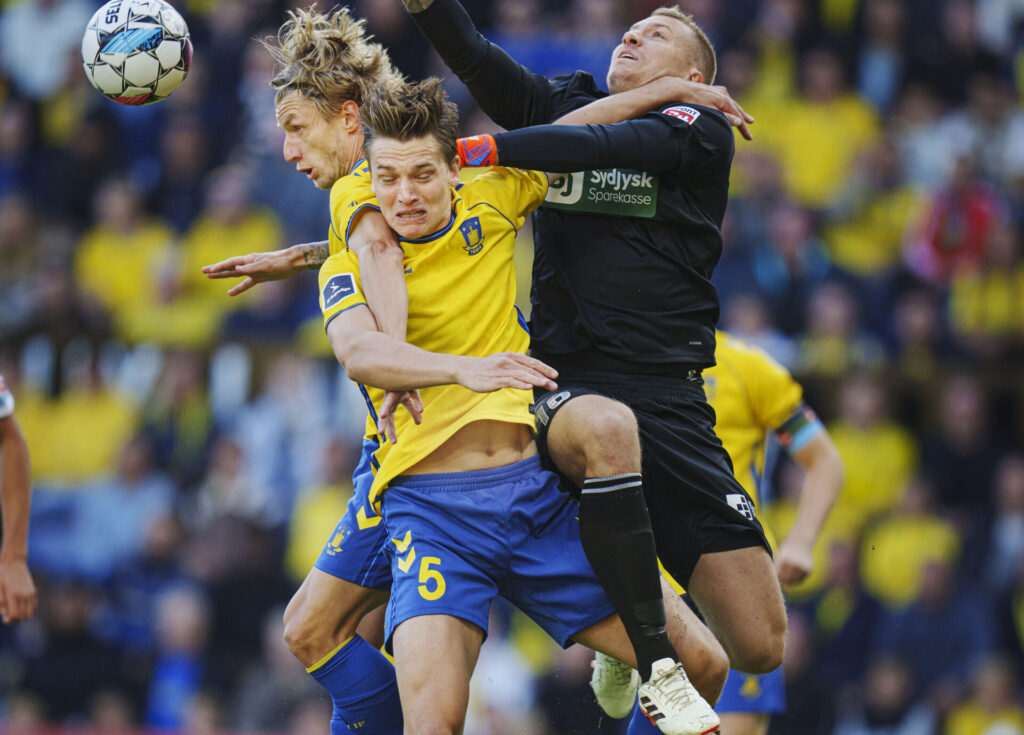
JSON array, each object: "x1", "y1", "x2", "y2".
[
  {"x1": 651, "y1": 5, "x2": 717, "y2": 84},
  {"x1": 263, "y1": 6, "x2": 405, "y2": 119},
  {"x1": 361, "y1": 78, "x2": 460, "y2": 164}
]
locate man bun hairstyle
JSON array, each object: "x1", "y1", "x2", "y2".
[
  {"x1": 362, "y1": 78, "x2": 460, "y2": 164},
  {"x1": 264, "y1": 6, "x2": 405, "y2": 119},
  {"x1": 652, "y1": 5, "x2": 717, "y2": 84}
]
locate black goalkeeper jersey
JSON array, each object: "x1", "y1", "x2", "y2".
[{"x1": 412, "y1": 1, "x2": 734, "y2": 371}]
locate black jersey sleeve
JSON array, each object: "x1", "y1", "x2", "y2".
[
  {"x1": 492, "y1": 103, "x2": 734, "y2": 175},
  {"x1": 410, "y1": 0, "x2": 557, "y2": 128}
]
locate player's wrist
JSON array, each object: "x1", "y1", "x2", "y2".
[{"x1": 457, "y1": 134, "x2": 498, "y2": 167}]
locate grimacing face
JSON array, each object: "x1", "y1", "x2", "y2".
[
  {"x1": 606, "y1": 15, "x2": 702, "y2": 94},
  {"x1": 367, "y1": 134, "x2": 460, "y2": 241},
  {"x1": 276, "y1": 91, "x2": 355, "y2": 189}
]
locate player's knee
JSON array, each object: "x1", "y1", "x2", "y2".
[
  {"x1": 690, "y1": 644, "x2": 730, "y2": 705},
  {"x1": 729, "y1": 620, "x2": 786, "y2": 675},
  {"x1": 579, "y1": 401, "x2": 640, "y2": 473},
  {"x1": 282, "y1": 597, "x2": 347, "y2": 663}
]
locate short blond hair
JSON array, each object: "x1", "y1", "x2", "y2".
[
  {"x1": 652, "y1": 6, "x2": 717, "y2": 84},
  {"x1": 362, "y1": 78, "x2": 460, "y2": 164},
  {"x1": 263, "y1": 6, "x2": 405, "y2": 119}
]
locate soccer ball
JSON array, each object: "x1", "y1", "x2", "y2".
[{"x1": 81, "y1": 0, "x2": 192, "y2": 106}]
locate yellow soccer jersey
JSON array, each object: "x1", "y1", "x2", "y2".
[
  {"x1": 328, "y1": 158, "x2": 378, "y2": 256},
  {"x1": 704, "y1": 331, "x2": 822, "y2": 529},
  {"x1": 319, "y1": 166, "x2": 548, "y2": 501}
]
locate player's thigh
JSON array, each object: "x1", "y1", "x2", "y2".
[
  {"x1": 719, "y1": 713, "x2": 770, "y2": 735},
  {"x1": 355, "y1": 603, "x2": 387, "y2": 650},
  {"x1": 663, "y1": 579, "x2": 729, "y2": 704},
  {"x1": 283, "y1": 566, "x2": 388, "y2": 663},
  {"x1": 392, "y1": 614, "x2": 484, "y2": 734},
  {"x1": 543, "y1": 392, "x2": 641, "y2": 484},
  {"x1": 686, "y1": 545, "x2": 786, "y2": 674}
]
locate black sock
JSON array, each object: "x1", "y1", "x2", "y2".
[{"x1": 579, "y1": 474, "x2": 677, "y2": 681}]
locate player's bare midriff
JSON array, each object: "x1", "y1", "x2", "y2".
[{"x1": 404, "y1": 420, "x2": 537, "y2": 476}]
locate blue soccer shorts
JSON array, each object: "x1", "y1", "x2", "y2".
[
  {"x1": 379, "y1": 455, "x2": 616, "y2": 649},
  {"x1": 716, "y1": 667, "x2": 786, "y2": 714},
  {"x1": 313, "y1": 438, "x2": 392, "y2": 591}
]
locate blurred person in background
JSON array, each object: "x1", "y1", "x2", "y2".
[
  {"x1": 859, "y1": 477, "x2": 961, "y2": 610},
  {"x1": 948, "y1": 222, "x2": 1024, "y2": 359},
  {"x1": 718, "y1": 293, "x2": 797, "y2": 369},
  {"x1": 747, "y1": 200, "x2": 833, "y2": 335},
  {"x1": 826, "y1": 370, "x2": 917, "y2": 528},
  {"x1": 798, "y1": 537, "x2": 884, "y2": 694},
  {"x1": 0, "y1": 0, "x2": 90, "y2": 100},
  {"x1": 903, "y1": 156, "x2": 1006, "y2": 286},
  {"x1": 751, "y1": 45, "x2": 879, "y2": 209},
  {"x1": 984, "y1": 454, "x2": 1024, "y2": 595},
  {"x1": 945, "y1": 658, "x2": 1024, "y2": 735},
  {"x1": 824, "y1": 137, "x2": 924, "y2": 335},
  {"x1": 832, "y1": 655, "x2": 937, "y2": 735},
  {"x1": 762, "y1": 610, "x2": 834, "y2": 735},
  {"x1": 798, "y1": 282, "x2": 886, "y2": 377},
  {"x1": 73, "y1": 178, "x2": 177, "y2": 343},
  {"x1": 143, "y1": 584, "x2": 213, "y2": 731},
  {"x1": 0, "y1": 372, "x2": 36, "y2": 623},
  {"x1": 920, "y1": 372, "x2": 1008, "y2": 536},
  {"x1": 872, "y1": 556, "x2": 994, "y2": 716},
  {"x1": 851, "y1": 0, "x2": 907, "y2": 115}
]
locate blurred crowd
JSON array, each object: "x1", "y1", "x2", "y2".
[{"x1": 2, "y1": 0, "x2": 1024, "y2": 733}]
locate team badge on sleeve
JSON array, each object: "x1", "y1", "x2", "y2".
[
  {"x1": 321, "y1": 273, "x2": 358, "y2": 310},
  {"x1": 662, "y1": 105, "x2": 701, "y2": 124}
]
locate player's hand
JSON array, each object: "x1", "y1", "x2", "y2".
[
  {"x1": 201, "y1": 247, "x2": 304, "y2": 296},
  {"x1": 774, "y1": 539, "x2": 814, "y2": 587},
  {"x1": 0, "y1": 560, "x2": 37, "y2": 623},
  {"x1": 456, "y1": 353, "x2": 558, "y2": 393},
  {"x1": 665, "y1": 79, "x2": 754, "y2": 140},
  {"x1": 377, "y1": 390, "x2": 424, "y2": 444}
]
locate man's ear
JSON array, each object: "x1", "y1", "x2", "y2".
[
  {"x1": 688, "y1": 69, "x2": 705, "y2": 84},
  {"x1": 450, "y1": 157, "x2": 461, "y2": 183},
  {"x1": 341, "y1": 100, "x2": 361, "y2": 133}
]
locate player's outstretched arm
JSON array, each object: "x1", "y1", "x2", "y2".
[
  {"x1": 0, "y1": 414, "x2": 37, "y2": 623},
  {"x1": 554, "y1": 76, "x2": 754, "y2": 140},
  {"x1": 327, "y1": 306, "x2": 557, "y2": 395},
  {"x1": 402, "y1": 0, "x2": 558, "y2": 129},
  {"x1": 201, "y1": 241, "x2": 330, "y2": 296},
  {"x1": 775, "y1": 429, "x2": 843, "y2": 586}
]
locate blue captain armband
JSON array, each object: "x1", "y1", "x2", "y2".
[{"x1": 774, "y1": 404, "x2": 823, "y2": 453}]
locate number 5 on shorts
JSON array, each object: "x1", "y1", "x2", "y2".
[{"x1": 418, "y1": 556, "x2": 446, "y2": 601}]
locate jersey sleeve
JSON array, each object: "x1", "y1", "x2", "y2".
[
  {"x1": 472, "y1": 167, "x2": 549, "y2": 224},
  {"x1": 0, "y1": 374, "x2": 13, "y2": 419},
  {"x1": 319, "y1": 251, "x2": 367, "y2": 329},
  {"x1": 491, "y1": 104, "x2": 733, "y2": 176},
  {"x1": 328, "y1": 163, "x2": 378, "y2": 256},
  {"x1": 742, "y1": 347, "x2": 824, "y2": 453}
]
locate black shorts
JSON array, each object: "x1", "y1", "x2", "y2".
[{"x1": 533, "y1": 371, "x2": 770, "y2": 588}]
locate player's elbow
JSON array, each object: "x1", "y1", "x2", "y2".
[{"x1": 330, "y1": 330, "x2": 372, "y2": 383}]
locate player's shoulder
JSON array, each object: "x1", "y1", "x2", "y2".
[
  {"x1": 549, "y1": 71, "x2": 607, "y2": 117},
  {"x1": 653, "y1": 102, "x2": 732, "y2": 139},
  {"x1": 329, "y1": 160, "x2": 372, "y2": 198},
  {"x1": 0, "y1": 374, "x2": 14, "y2": 420},
  {"x1": 715, "y1": 331, "x2": 787, "y2": 376},
  {"x1": 459, "y1": 167, "x2": 547, "y2": 206}
]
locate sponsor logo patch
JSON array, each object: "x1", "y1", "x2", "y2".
[
  {"x1": 321, "y1": 273, "x2": 357, "y2": 310},
  {"x1": 543, "y1": 168, "x2": 658, "y2": 218},
  {"x1": 726, "y1": 493, "x2": 755, "y2": 521},
  {"x1": 662, "y1": 105, "x2": 700, "y2": 124}
]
